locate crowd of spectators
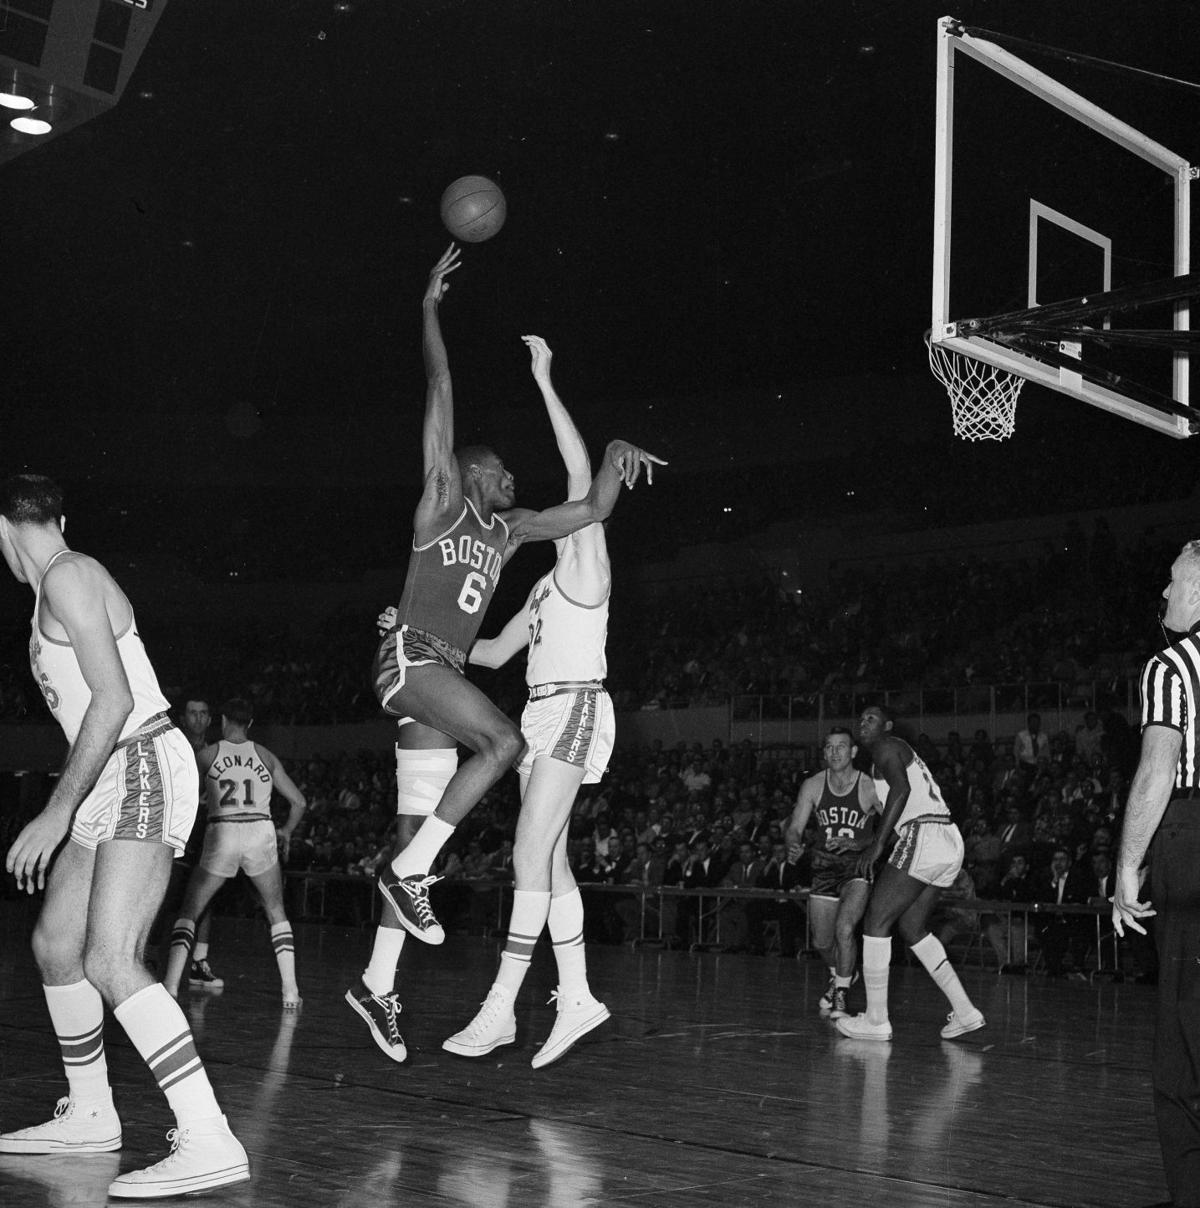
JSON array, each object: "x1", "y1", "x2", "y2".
[
  {"x1": 0, "y1": 519, "x2": 1173, "y2": 726},
  {"x1": 253, "y1": 706, "x2": 1147, "y2": 978}
]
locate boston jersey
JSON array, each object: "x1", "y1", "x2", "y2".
[
  {"x1": 525, "y1": 570, "x2": 608, "y2": 686},
  {"x1": 29, "y1": 550, "x2": 170, "y2": 746},
  {"x1": 872, "y1": 743, "x2": 950, "y2": 830},
  {"x1": 396, "y1": 500, "x2": 508, "y2": 654},
  {"x1": 205, "y1": 740, "x2": 274, "y2": 821},
  {"x1": 812, "y1": 771, "x2": 875, "y2": 852}
]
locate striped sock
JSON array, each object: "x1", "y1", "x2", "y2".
[
  {"x1": 44, "y1": 980, "x2": 111, "y2": 1107},
  {"x1": 862, "y1": 935, "x2": 892, "y2": 1025},
  {"x1": 113, "y1": 983, "x2": 221, "y2": 1126},
  {"x1": 495, "y1": 890, "x2": 551, "y2": 996},
  {"x1": 547, "y1": 888, "x2": 589, "y2": 997},
  {"x1": 909, "y1": 933, "x2": 974, "y2": 1016},
  {"x1": 270, "y1": 922, "x2": 298, "y2": 997},
  {"x1": 163, "y1": 918, "x2": 196, "y2": 994}
]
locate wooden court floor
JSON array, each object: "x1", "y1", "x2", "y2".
[{"x1": 0, "y1": 904, "x2": 1168, "y2": 1207}]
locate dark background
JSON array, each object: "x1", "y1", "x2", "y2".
[{"x1": 3, "y1": 0, "x2": 1200, "y2": 589}]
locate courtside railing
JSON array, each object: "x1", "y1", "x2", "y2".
[{"x1": 280, "y1": 873, "x2": 1124, "y2": 975}]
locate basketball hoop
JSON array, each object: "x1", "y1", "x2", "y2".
[{"x1": 925, "y1": 332, "x2": 1025, "y2": 441}]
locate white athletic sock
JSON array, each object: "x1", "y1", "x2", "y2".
[
  {"x1": 363, "y1": 926, "x2": 407, "y2": 997},
  {"x1": 548, "y1": 888, "x2": 589, "y2": 997},
  {"x1": 163, "y1": 918, "x2": 196, "y2": 994},
  {"x1": 44, "y1": 980, "x2": 111, "y2": 1107},
  {"x1": 270, "y1": 922, "x2": 298, "y2": 996},
  {"x1": 862, "y1": 935, "x2": 892, "y2": 1025},
  {"x1": 909, "y1": 933, "x2": 975, "y2": 1017},
  {"x1": 496, "y1": 890, "x2": 552, "y2": 997},
  {"x1": 193, "y1": 941, "x2": 209, "y2": 963},
  {"x1": 113, "y1": 983, "x2": 221, "y2": 1127},
  {"x1": 390, "y1": 816, "x2": 455, "y2": 879}
]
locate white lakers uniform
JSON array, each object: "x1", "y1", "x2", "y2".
[
  {"x1": 871, "y1": 744, "x2": 963, "y2": 888},
  {"x1": 29, "y1": 549, "x2": 197, "y2": 854},
  {"x1": 199, "y1": 739, "x2": 280, "y2": 878},
  {"x1": 516, "y1": 569, "x2": 615, "y2": 784}
]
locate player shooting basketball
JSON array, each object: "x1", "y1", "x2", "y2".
[{"x1": 345, "y1": 245, "x2": 663, "y2": 1061}]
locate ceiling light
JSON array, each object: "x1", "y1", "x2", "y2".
[
  {"x1": 10, "y1": 117, "x2": 52, "y2": 135},
  {"x1": 0, "y1": 93, "x2": 36, "y2": 111}
]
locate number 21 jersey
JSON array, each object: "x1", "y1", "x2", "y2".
[{"x1": 395, "y1": 500, "x2": 509, "y2": 654}]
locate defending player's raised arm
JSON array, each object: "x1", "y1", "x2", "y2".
[
  {"x1": 786, "y1": 772, "x2": 822, "y2": 858},
  {"x1": 469, "y1": 591, "x2": 533, "y2": 670},
  {"x1": 503, "y1": 439, "x2": 667, "y2": 548},
  {"x1": 6, "y1": 559, "x2": 133, "y2": 892},
  {"x1": 523, "y1": 335, "x2": 592, "y2": 500},
  {"x1": 414, "y1": 244, "x2": 464, "y2": 541}
]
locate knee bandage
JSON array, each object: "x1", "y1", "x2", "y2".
[{"x1": 395, "y1": 746, "x2": 457, "y2": 817}]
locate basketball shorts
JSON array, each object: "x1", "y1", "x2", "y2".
[
  {"x1": 517, "y1": 687, "x2": 614, "y2": 784},
  {"x1": 888, "y1": 816, "x2": 963, "y2": 888},
  {"x1": 373, "y1": 624, "x2": 467, "y2": 721},
  {"x1": 809, "y1": 848, "x2": 868, "y2": 898},
  {"x1": 199, "y1": 815, "x2": 279, "y2": 878},
  {"x1": 70, "y1": 716, "x2": 197, "y2": 856}
]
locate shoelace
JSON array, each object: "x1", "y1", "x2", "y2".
[
  {"x1": 52, "y1": 1097, "x2": 70, "y2": 1121},
  {"x1": 463, "y1": 993, "x2": 509, "y2": 1037},
  {"x1": 401, "y1": 874, "x2": 442, "y2": 927},
  {"x1": 377, "y1": 993, "x2": 403, "y2": 1045}
]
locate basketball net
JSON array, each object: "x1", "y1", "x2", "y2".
[{"x1": 925, "y1": 332, "x2": 1025, "y2": 441}]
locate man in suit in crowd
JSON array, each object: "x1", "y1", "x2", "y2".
[
  {"x1": 1035, "y1": 846, "x2": 1089, "y2": 976},
  {"x1": 758, "y1": 839, "x2": 805, "y2": 957},
  {"x1": 675, "y1": 833, "x2": 723, "y2": 947}
]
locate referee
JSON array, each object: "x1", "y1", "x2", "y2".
[{"x1": 1113, "y1": 540, "x2": 1200, "y2": 1208}]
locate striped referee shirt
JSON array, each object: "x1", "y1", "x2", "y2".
[{"x1": 1140, "y1": 631, "x2": 1200, "y2": 790}]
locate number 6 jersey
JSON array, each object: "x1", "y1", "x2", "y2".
[{"x1": 394, "y1": 501, "x2": 509, "y2": 655}]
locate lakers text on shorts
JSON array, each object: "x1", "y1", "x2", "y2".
[
  {"x1": 199, "y1": 816, "x2": 279, "y2": 878},
  {"x1": 70, "y1": 720, "x2": 198, "y2": 855},
  {"x1": 888, "y1": 817, "x2": 963, "y2": 888},
  {"x1": 373, "y1": 624, "x2": 467, "y2": 717},
  {"x1": 518, "y1": 689, "x2": 614, "y2": 784},
  {"x1": 809, "y1": 848, "x2": 868, "y2": 898}
]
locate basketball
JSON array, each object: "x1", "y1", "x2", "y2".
[{"x1": 439, "y1": 175, "x2": 507, "y2": 243}]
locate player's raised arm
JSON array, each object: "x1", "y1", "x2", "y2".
[
  {"x1": 414, "y1": 244, "x2": 464, "y2": 543},
  {"x1": 523, "y1": 335, "x2": 592, "y2": 500},
  {"x1": 504, "y1": 439, "x2": 667, "y2": 548}
]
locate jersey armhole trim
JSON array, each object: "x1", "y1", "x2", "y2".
[
  {"x1": 550, "y1": 566, "x2": 610, "y2": 610},
  {"x1": 413, "y1": 504, "x2": 469, "y2": 552}
]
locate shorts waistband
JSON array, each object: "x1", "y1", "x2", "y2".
[
  {"x1": 209, "y1": 813, "x2": 273, "y2": 824},
  {"x1": 123, "y1": 711, "x2": 173, "y2": 743},
  {"x1": 1163, "y1": 796, "x2": 1200, "y2": 827},
  {"x1": 528, "y1": 680, "x2": 605, "y2": 701}
]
